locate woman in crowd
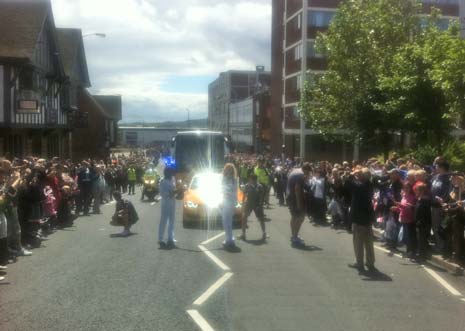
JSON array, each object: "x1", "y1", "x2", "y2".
[{"x1": 222, "y1": 163, "x2": 239, "y2": 251}]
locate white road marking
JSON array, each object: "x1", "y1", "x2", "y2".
[
  {"x1": 374, "y1": 245, "x2": 403, "y2": 258},
  {"x1": 422, "y1": 265, "x2": 462, "y2": 296},
  {"x1": 188, "y1": 236, "x2": 233, "y2": 330},
  {"x1": 198, "y1": 245, "x2": 230, "y2": 271},
  {"x1": 186, "y1": 309, "x2": 215, "y2": 331},
  {"x1": 193, "y1": 272, "x2": 233, "y2": 306},
  {"x1": 200, "y1": 232, "x2": 225, "y2": 246},
  {"x1": 374, "y1": 245, "x2": 462, "y2": 297}
]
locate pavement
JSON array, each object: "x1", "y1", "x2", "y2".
[{"x1": 2, "y1": 191, "x2": 465, "y2": 331}]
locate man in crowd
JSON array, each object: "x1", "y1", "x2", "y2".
[
  {"x1": 431, "y1": 161, "x2": 452, "y2": 255},
  {"x1": 77, "y1": 161, "x2": 93, "y2": 216},
  {"x1": 127, "y1": 164, "x2": 137, "y2": 195},
  {"x1": 346, "y1": 167, "x2": 377, "y2": 274},
  {"x1": 287, "y1": 162, "x2": 312, "y2": 248},
  {"x1": 255, "y1": 157, "x2": 271, "y2": 208}
]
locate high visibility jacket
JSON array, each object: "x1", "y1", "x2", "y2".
[
  {"x1": 127, "y1": 168, "x2": 137, "y2": 181},
  {"x1": 254, "y1": 167, "x2": 270, "y2": 186},
  {"x1": 240, "y1": 166, "x2": 249, "y2": 179}
]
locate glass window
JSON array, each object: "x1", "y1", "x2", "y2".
[
  {"x1": 308, "y1": 11, "x2": 335, "y2": 28},
  {"x1": 294, "y1": 44, "x2": 302, "y2": 61},
  {"x1": 307, "y1": 41, "x2": 324, "y2": 58}
]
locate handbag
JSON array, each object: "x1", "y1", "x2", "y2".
[{"x1": 385, "y1": 214, "x2": 398, "y2": 241}]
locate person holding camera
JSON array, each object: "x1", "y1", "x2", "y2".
[
  {"x1": 111, "y1": 191, "x2": 139, "y2": 237},
  {"x1": 346, "y1": 167, "x2": 377, "y2": 274}
]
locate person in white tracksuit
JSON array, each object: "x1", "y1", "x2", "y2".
[
  {"x1": 158, "y1": 167, "x2": 176, "y2": 249},
  {"x1": 222, "y1": 163, "x2": 239, "y2": 251}
]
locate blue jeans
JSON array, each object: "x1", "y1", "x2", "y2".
[
  {"x1": 159, "y1": 200, "x2": 175, "y2": 242},
  {"x1": 222, "y1": 205, "x2": 235, "y2": 245}
]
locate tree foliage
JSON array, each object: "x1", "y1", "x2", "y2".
[{"x1": 300, "y1": 0, "x2": 465, "y2": 153}]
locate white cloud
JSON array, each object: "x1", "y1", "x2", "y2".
[{"x1": 51, "y1": 0, "x2": 271, "y2": 122}]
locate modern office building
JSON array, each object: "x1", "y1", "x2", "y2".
[
  {"x1": 208, "y1": 69, "x2": 271, "y2": 134},
  {"x1": 229, "y1": 88, "x2": 272, "y2": 153},
  {"x1": 271, "y1": 0, "x2": 460, "y2": 161}
]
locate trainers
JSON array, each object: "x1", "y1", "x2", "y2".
[
  {"x1": 291, "y1": 237, "x2": 305, "y2": 248},
  {"x1": 0, "y1": 276, "x2": 5, "y2": 281},
  {"x1": 0, "y1": 265, "x2": 7, "y2": 271},
  {"x1": 159, "y1": 241, "x2": 167, "y2": 249},
  {"x1": 16, "y1": 249, "x2": 32, "y2": 257},
  {"x1": 166, "y1": 240, "x2": 176, "y2": 249},
  {"x1": 367, "y1": 266, "x2": 379, "y2": 273},
  {"x1": 348, "y1": 263, "x2": 364, "y2": 273},
  {"x1": 120, "y1": 229, "x2": 130, "y2": 237}
]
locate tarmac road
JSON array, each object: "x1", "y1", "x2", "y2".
[{"x1": 2, "y1": 192, "x2": 465, "y2": 331}]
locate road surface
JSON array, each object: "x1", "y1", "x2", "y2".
[{"x1": 1, "y1": 192, "x2": 465, "y2": 331}]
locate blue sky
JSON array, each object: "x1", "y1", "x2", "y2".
[
  {"x1": 51, "y1": 0, "x2": 272, "y2": 123},
  {"x1": 161, "y1": 75, "x2": 216, "y2": 94}
]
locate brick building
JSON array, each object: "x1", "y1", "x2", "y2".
[{"x1": 271, "y1": 0, "x2": 460, "y2": 161}]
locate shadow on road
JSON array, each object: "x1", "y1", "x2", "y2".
[
  {"x1": 243, "y1": 239, "x2": 268, "y2": 246},
  {"x1": 158, "y1": 246, "x2": 202, "y2": 253},
  {"x1": 361, "y1": 269, "x2": 393, "y2": 282},
  {"x1": 109, "y1": 233, "x2": 138, "y2": 238},
  {"x1": 294, "y1": 245, "x2": 323, "y2": 252}
]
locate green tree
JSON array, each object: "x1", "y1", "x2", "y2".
[{"x1": 300, "y1": 0, "x2": 465, "y2": 158}]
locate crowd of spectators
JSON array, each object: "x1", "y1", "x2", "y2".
[
  {"x1": 228, "y1": 153, "x2": 465, "y2": 264},
  {"x1": 0, "y1": 151, "x2": 149, "y2": 282}
]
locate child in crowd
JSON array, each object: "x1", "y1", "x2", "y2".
[
  {"x1": 414, "y1": 183, "x2": 433, "y2": 261},
  {"x1": 240, "y1": 174, "x2": 267, "y2": 242},
  {"x1": 392, "y1": 182, "x2": 416, "y2": 259}
]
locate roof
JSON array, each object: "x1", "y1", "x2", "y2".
[
  {"x1": 93, "y1": 95, "x2": 122, "y2": 121},
  {"x1": 81, "y1": 89, "x2": 112, "y2": 119},
  {"x1": 0, "y1": 0, "x2": 50, "y2": 61},
  {"x1": 56, "y1": 28, "x2": 91, "y2": 87}
]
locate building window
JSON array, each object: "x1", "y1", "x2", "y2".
[
  {"x1": 19, "y1": 69, "x2": 35, "y2": 90},
  {"x1": 297, "y1": 75, "x2": 302, "y2": 90},
  {"x1": 307, "y1": 41, "x2": 324, "y2": 58},
  {"x1": 294, "y1": 44, "x2": 302, "y2": 60},
  {"x1": 419, "y1": 17, "x2": 457, "y2": 31},
  {"x1": 308, "y1": 10, "x2": 335, "y2": 28}
]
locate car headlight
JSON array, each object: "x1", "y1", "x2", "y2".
[
  {"x1": 144, "y1": 180, "x2": 149, "y2": 184},
  {"x1": 185, "y1": 201, "x2": 198, "y2": 209},
  {"x1": 150, "y1": 180, "x2": 155, "y2": 184}
]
